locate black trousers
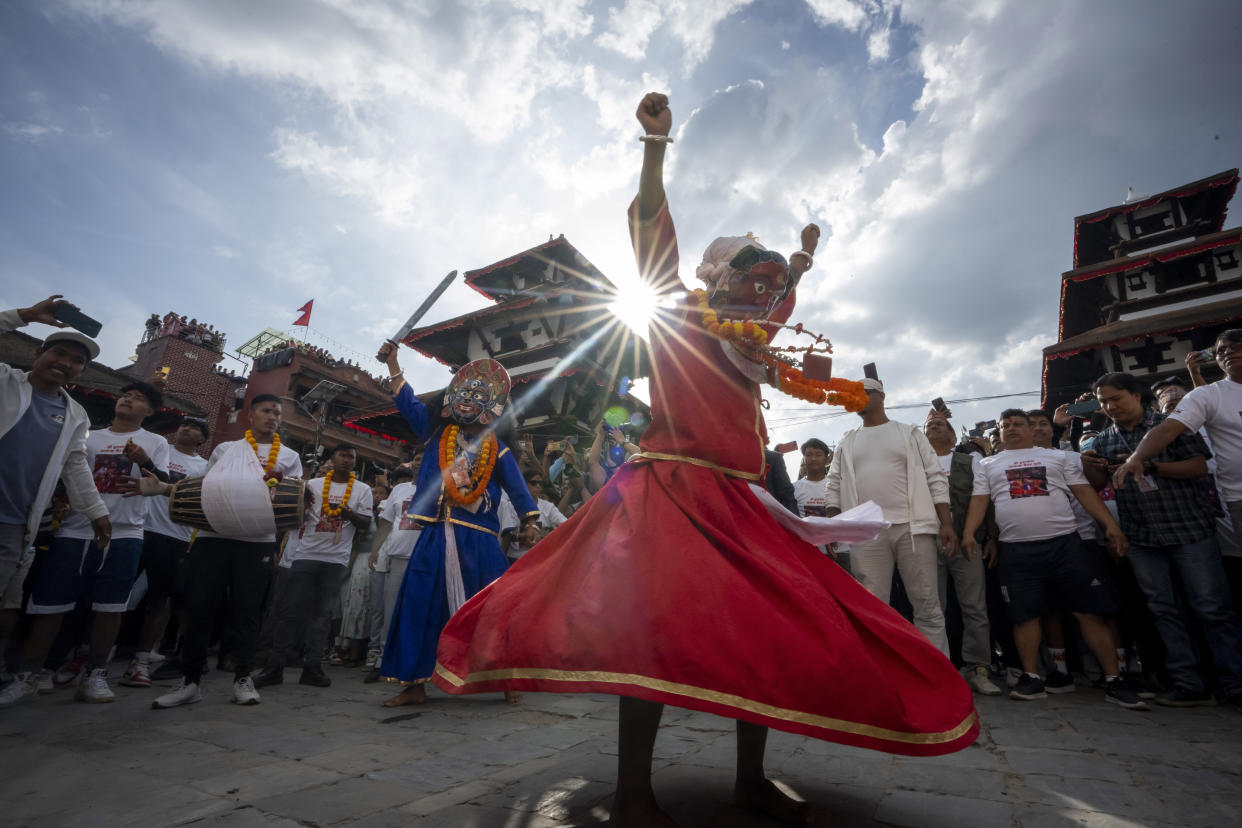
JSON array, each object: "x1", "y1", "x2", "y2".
[
  {"x1": 268, "y1": 559, "x2": 347, "y2": 669},
  {"x1": 181, "y1": 537, "x2": 275, "y2": 684}
]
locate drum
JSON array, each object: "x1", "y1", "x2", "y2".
[{"x1": 169, "y1": 477, "x2": 305, "y2": 534}]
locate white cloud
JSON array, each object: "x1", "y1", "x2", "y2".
[
  {"x1": 3, "y1": 121, "x2": 63, "y2": 142},
  {"x1": 212, "y1": 244, "x2": 240, "y2": 259},
  {"x1": 803, "y1": 0, "x2": 868, "y2": 31}
]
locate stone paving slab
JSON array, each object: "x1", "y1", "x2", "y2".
[{"x1": 1, "y1": 664, "x2": 1241, "y2": 826}]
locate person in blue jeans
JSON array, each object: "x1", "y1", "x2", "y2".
[{"x1": 1087, "y1": 372, "x2": 1242, "y2": 710}]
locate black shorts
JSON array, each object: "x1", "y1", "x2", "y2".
[
  {"x1": 997, "y1": 532, "x2": 1121, "y2": 624},
  {"x1": 142, "y1": 531, "x2": 190, "y2": 603}
]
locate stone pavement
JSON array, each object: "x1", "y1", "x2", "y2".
[{"x1": 2, "y1": 665, "x2": 1241, "y2": 827}]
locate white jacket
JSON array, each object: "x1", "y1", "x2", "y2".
[
  {"x1": 0, "y1": 309, "x2": 108, "y2": 550},
  {"x1": 825, "y1": 419, "x2": 949, "y2": 537}
]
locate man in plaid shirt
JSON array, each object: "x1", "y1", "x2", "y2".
[{"x1": 1084, "y1": 372, "x2": 1242, "y2": 711}]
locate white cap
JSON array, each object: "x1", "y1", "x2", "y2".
[{"x1": 42, "y1": 330, "x2": 100, "y2": 360}]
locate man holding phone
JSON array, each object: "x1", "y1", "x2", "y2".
[{"x1": 0, "y1": 297, "x2": 112, "y2": 708}]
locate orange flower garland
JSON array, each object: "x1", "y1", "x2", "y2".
[
  {"x1": 321, "y1": 470, "x2": 356, "y2": 517},
  {"x1": 689, "y1": 290, "x2": 869, "y2": 412},
  {"x1": 692, "y1": 289, "x2": 767, "y2": 346},
  {"x1": 439, "y1": 425, "x2": 498, "y2": 506},
  {"x1": 245, "y1": 429, "x2": 282, "y2": 487}
]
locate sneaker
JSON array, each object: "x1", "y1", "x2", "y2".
[
  {"x1": 120, "y1": 659, "x2": 152, "y2": 688},
  {"x1": 147, "y1": 649, "x2": 167, "y2": 666},
  {"x1": 232, "y1": 676, "x2": 261, "y2": 705},
  {"x1": 1104, "y1": 675, "x2": 1149, "y2": 711},
  {"x1": 1155, "y1": 687, "x2": 1217, "y2": 708},
  {"x1": 363, "y1": 667, "x2": 381, "y2": 684},
  {"x1": 1123, "y1": 671, "x2": 1157, "y2": 700},
  {"x1": 152, "y1": 679, "x2": 202, "y2": 709},
  {"x1": 1010, "y1": 673, "x2": 1047, "y2": 701},
  {"x1": 1005, "y1": 667, "x2": 1022, "y2": 688},
  {"x1": 75, "y1": 668, "x2": 115, "y2": 703},
  {"x1": 968, "y1": 665, "x2": 1002, "y2": 696},
  {"x1": 1045, "y1": 670, "x2": 1077, "y2": 694},
  {"x1": 299, "y1": 664, "x2": 331, "y2": 687},
  {"x1": 251, "y1": 665, "x2": 284, "y2": 688},
  {"x1": 35, "y1": 669, "x2": 55, "y2": 694},
  {"x1": 0, "y1": 673, "x2": 38, "y2": 708},
  {"x1": 151, "y1": 658, "x2": 186, "y2": 681},
  {"x1": 364, "y1": 649, "x2": 380, "y2": 669},
  {"x1": 53, "y1": 646, "x2": 88, "y2": 688}
]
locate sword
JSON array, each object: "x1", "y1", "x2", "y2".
[{"x1": 377, "y1": 270, "x2": 458, "y2": 361}]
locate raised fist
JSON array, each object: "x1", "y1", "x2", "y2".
[
  {"x1": 800, "y1": 224, "x2": 821, "y2": 256},
  {"x1": 636, "y1": 92, "x2": 671, "y2": 136}
]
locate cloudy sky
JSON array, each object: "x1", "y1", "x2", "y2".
[{"x1": 3, "y1": 0, "x2": 1240, "y2": 459}]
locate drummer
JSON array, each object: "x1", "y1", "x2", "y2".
[{"x1": 150, "y1": 393, "x2": 302, "y2": 709}]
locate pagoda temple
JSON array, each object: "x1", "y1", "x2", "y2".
[
  {"x1": 348, "y1": 235, "x2": 649, "y2": 447},
  {"x1": 1043, "y1": 168, "x2": 1242, "y2": 407}
]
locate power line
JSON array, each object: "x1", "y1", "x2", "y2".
[{"x1": 766, "y1": 390, "x2": 1041, "y2": 429}]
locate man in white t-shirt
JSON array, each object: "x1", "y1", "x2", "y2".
[
  {"x1": 498, "y1": 467, "x2": 567, "y2": 561},
  {"x1": 151, "y1": 394, "x2": 302, "y2": 709},
  {"x1": 962, "y1": 409, "x2": 1146, "y2": 710},
  {"x1": 363, "y1": 467, "x2": 420, "y2": 682},
  {"x1": 17, "y1": 382, "x2": 169, "y2": 705},
  {"x1": 923, "y1": 413, "x2": 999, "y2": 696},
  {"x1": 254, "y1": 443, "x2": 373, "y2": 690},
  {"x1": 826, "y1": 378, "x2": 957, "y2": 654},
  {"x1": 1119, "y1": 329, "x2": 1242, "y2": 541},
  {"x1": 792, "y1": 438, "x2": 831, "y2": 518},
  {"x1": 120, "y1": 417, "x2": 210, "y2": 689}
]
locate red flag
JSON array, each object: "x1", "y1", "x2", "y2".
[{"x1": 292, "y1": 300, "x2": 313, "y2": 327}]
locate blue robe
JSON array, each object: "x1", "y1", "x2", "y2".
[{"x1": 379, "y1": 383, "x2": 537, "y2": 684}]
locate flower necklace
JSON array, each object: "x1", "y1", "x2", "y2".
[
  {"x1": 245, "y1": 429, "x2": 282, "y2": 488},
  {"x1": 438, "y1": 425, "x2": 498, "y2": 506},
  {"x1": 688, "y1": 290, "x2": 869, "y2": 412},
  {"x1": 321, "y1": 470, "x2": 356, "y2": 517}
]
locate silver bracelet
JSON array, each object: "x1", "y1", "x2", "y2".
[
  {"x1": 639, "y1": 134, "x2": 673, "y2": 144},
  {"x1": 388, "y1": 370, "x2": 403, "y2": 380}
]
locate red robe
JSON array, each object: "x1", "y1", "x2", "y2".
[{"x1": 434, "y1": 202, "x2": 978, "y2": 757}]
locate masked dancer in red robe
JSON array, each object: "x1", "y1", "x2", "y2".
[{"x1": 434, "y1": 93, "x2": 979, "y2": 826}]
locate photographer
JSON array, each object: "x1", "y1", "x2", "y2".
[{"x1": 586, "y1": 421, "x2": 637, "y2": 494}]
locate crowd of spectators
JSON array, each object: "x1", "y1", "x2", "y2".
[
  {"x1": 144, "y1": 312, "x2": 226, "y2": 352},
  {"x1": 789, "y1": 336, "x2": 1242, "y2": 712},
  {"x1": 5, "y1": 292, "x2": 1241, "y2": 721}
]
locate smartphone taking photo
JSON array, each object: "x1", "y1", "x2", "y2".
[{"x1": 52, "y1": 304, "x2": 102, "y2": 338}]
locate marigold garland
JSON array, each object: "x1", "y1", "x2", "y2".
[
  {"x1": 439, "y1": 425, "x2": 498, "y2": 506},
  {"x1": 689, "y1": 290, "x2": 869, "y2": 412},
  {"x1": 692, "y1": 289, "x2": 767, "y2": 346},
  {"x1": 321, "y1": 470, "x2": 356, "y2": 517},
  {"x1": 245, "y1": 429, "x2": 282, "y2": 488}
]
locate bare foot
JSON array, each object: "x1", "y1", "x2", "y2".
[
  {"x1": 503, "y1": 690, "x2": 523, "y2": 705},
  {"x1": 734, "y1": 778, "x2": 810, "y2": 826},
  {"x1": 381, "y1": 684, "x2": 427, "y2": 707},
  {"x1": 610, "y1": 795, "x2": 680, "y2": 828}
]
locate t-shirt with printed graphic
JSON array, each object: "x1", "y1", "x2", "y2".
[
  {"x1": 0, "y1": 389, "x2": 66, "y2": 525},
  {"x1": 793, "y1": 477, "x2": 831, "y2": 518},
  {"x1": 376, "y1": 480, "x2": 421, "y2": 568},
  {"x1": 287, "y1": 476, "x2": 374, "y2": 566},
  {"x1": 1168, "y1": 378, "x2": 1242, "y2": 501},
  {"x1": 145, "y1": 447, "x2": 208, "y2": 542},
  {"x1": 978, "y1": 447, "x2": 1087, "y2": 543},
  {"x1": 58, "y1": 428, "x2": 170, "y2": 541}
]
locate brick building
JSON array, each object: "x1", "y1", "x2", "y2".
[{"x1": 123, "y1": 312, "x2": 247, "y2": 456}]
